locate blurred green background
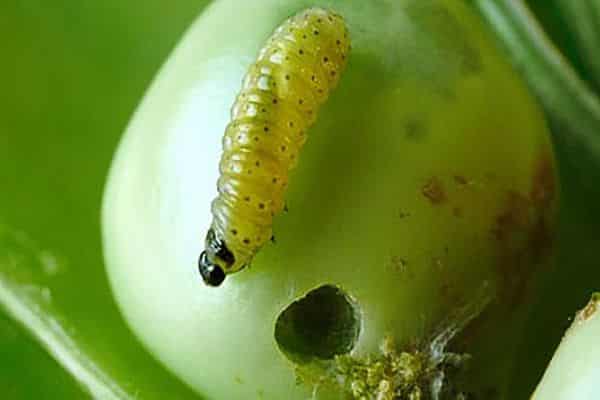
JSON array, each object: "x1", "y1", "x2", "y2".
[
  {"x1": 0, "y1": 1, "x2": 210, "y2": 397},
  {"x1": 1, "y1": 0, "x2": 600, "y2": 398}
]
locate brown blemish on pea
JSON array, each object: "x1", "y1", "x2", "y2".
[
  {"x1": 491, "y1": 153, "x2": 556, "y2": 311},
  {"x1": 452, "y1": 207, "x2": 463, "y2": 218},
  {"x1": 490, "y1": 191, "x2": 530, "y2": 241},
  {"x1": 422, "y1": 177, "x2": 446, "y2": 205}
]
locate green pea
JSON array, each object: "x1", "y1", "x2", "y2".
[{"x1": 102, "y1": 0, "x2": 557, "y2": 398}]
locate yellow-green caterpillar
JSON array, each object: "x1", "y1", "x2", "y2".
[{"x1": 198, "y1": 7, "x2": 350, "y2": 286}]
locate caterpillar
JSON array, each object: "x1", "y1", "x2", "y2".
[{"x1": 198, "y1": 7, "x2": 351, "y2": 286}]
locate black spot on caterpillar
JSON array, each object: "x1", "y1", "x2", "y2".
[{"x1": 198, "y1": 7, "x2": 351, "y2": 286}]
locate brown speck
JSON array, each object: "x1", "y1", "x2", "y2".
[
  {"x1": 422, "y1": 177, "x2": 446, "y2": 205},
  {"x1": 404, "y1": 119, "x2": 426, "y2": 140},
  {"x1": 452, "y1": 207, "x2": 463, "y2": 217},
  {"x1": 390, "y1": 256, "x2": 408, "y2": 273},
  {"x1": 579, "y1": 296, "x2": 599, "y2": 322},
  {"x1": 398, "y1": 211, "x2": 411, "y2": 219},
  {"x1": 454, "y1": 175, "x2": 469, "y2": 185}
]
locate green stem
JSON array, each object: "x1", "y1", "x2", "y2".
[
  {"x1": 474, "y1": 0, "x2": 600, "y2": 163},
  {"x1": 0, "y1": 226, "x2": 132, "y2": 400},
  {"x1": 555, "y1": 0, "x2": 600, "y2": 92}
]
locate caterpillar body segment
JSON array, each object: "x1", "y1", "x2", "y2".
[{"x1": 198, "y1": 7, "x2": 351, "y2": 286}]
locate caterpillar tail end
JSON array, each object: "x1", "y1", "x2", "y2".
[{"x1": 198, "y1": 251, "x2": 226, "y2": 287}]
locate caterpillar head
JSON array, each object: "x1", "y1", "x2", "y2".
[{"x1": 198, "y1": 229, "x2": 234, "y2": 286}]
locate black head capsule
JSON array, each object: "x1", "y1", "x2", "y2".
[{"x1": 198, "y1": 251, "x2": 226, "y2": 287}]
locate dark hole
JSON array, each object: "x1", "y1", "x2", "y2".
[{"x1": 274, "y1": 285, "x2": 361, "y2": 363}]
